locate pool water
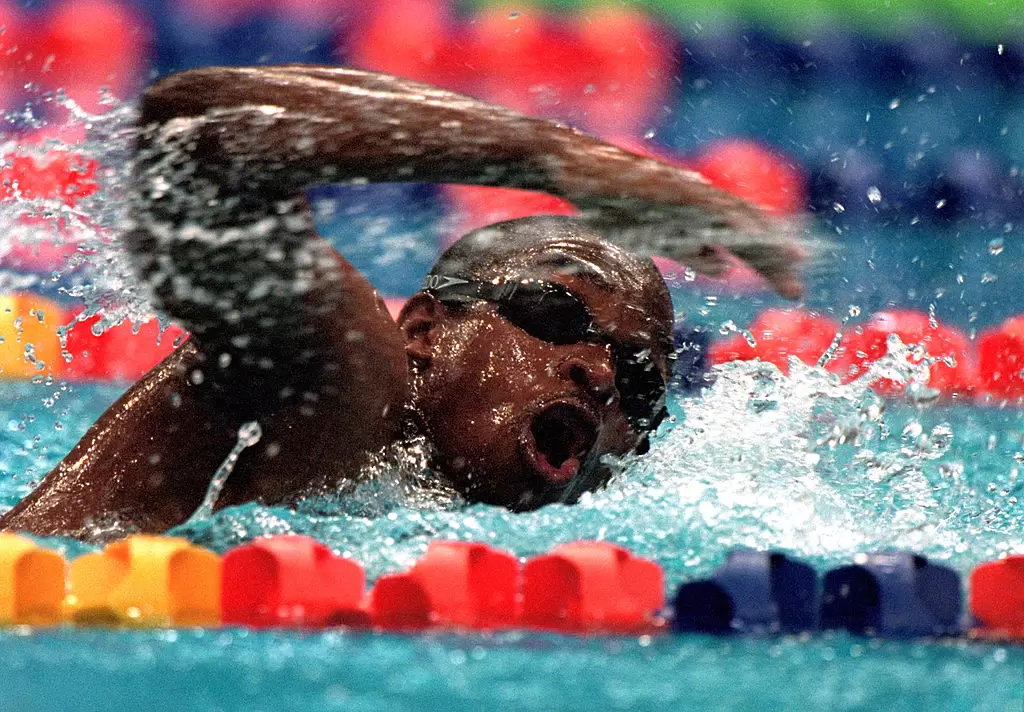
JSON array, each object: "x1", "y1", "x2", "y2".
[{"x1": 1, "y1": 357, "x2": 1023, "y2": 711}]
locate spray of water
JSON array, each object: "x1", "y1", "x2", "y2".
[{"x1": 185, "y1": 420, "x2": 263, "y2": 524}]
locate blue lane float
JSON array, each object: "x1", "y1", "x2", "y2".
[
  {"x1": 672, "y1": 550, "x2": 818, "y2": 635},
  {"x1": 820, "y1": 552, "x2": 963, "y2": 638}
]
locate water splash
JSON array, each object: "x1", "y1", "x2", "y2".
[
  {"x1": 1, "y1": 99, "x2": 164, "y2": 340},
  {"x1": 186, "y1": 420, "x2": 263, "y2": 525},
  {"x1": 169, "y1": 351, "x2": 1019, "y2": 583}
]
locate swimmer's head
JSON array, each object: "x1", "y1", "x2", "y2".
[{"x1": 398, "y1": 216, "x2": 674, "y2": 511}]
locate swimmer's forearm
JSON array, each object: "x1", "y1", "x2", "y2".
[{"x1": 136, "y1": 65, "x2": 722, "y2": 208}]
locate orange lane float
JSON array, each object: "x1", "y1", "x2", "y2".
[
  {"x1": 709, "y1": 308, "x2": 841, "y2": 374},
  {"x1": 520, "y1": 541, "x2": 664, "y2": 634},
  {"x1": 370, "y1": 541, "x2": 520, "y2": 631},
  {"x1": 976, "y1": 316, "x2": 1024, "y2": 399},
  {"x1": 833, "y1": 310, "x2": 977, "y2": 397},
  {"x1": 0, "y1": 293, "x2": 67, "y2": 379},
  {"x1": 67, "y1": 535, "x2": 221, "y2": 626},
  {"x1": 0, "y1": 533, "x2": 66, "y2": 626},
  {"x1": 221, "y1": 535, "x2": 367, "y2": 628}
]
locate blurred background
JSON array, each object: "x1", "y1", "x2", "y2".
[{"x1": 2, "y1": 0, "x2": 1024, "y2": 383}]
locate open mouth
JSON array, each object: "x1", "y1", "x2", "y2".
[{"x1": 524, "y1": 403, "x2": 598, "y2": 486}]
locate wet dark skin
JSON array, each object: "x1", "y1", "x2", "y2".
[{"x1": 0, "y1": 65, "x2": 803, "y2": 538}]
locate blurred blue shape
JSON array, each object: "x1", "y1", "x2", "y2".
[
  {"x1": 148, "y1": 6, "x2": 338, "y2": 75},
  {"x1": 932, "y1": 147, "x2": 1017, "y2": 225},
  {"x1": 821, "y1": 552, "x2": 962, "y2": 638},
  {"x1": 670, "y1": 322, "x2": 710, "y2": 394},
  {"x1": 808, "y1": 148, "x2": 891, "y2": 221},
  {"x1": 672, "y1": 550, "x2": 818, "y2": 634},
  {"x1": 308, "y1": 183, "x2": 444, "y2": 297}
]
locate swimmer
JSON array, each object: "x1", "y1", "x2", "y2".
[{"x1": 0, "y1": 65, "x2": 805, "y2": 537}]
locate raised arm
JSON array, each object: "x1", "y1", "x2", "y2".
[
  {"x1": 1, "y1": 65, "x2": 803, "y2": 537},
  {"x1": 133, "y1": 65, "x2": 804, "y2": 303}
]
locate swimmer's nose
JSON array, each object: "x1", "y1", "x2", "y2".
[{"x1": 558, "y1": 354, "x2": 617, "y2": 408}]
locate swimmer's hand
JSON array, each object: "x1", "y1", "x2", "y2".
[{"x1": 575, "y1": 194, "x2": 808, "y2": 300}]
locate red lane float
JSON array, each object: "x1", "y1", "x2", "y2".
[
  {"x1": 0, "y1": 152, "x2": 98, "y2": 205},
  {"x1": 833, "y1": 310, "x2": 976, "y2": 396},
  {"x1": 34, "y1": 0, "x2": 148, "y2": 112},
  {"x1": 711, "y1": 309, "x2": 977, "y2": 398},
  {"x1": 692, "y1": 139, "x2": 807, "y2": 216},
  {"x1": 709, "y1": 308, "x2": 841, "y2": 374},
  {"x1": 221, "y1": 535, "x2": 368, "y2": 628},
  {"x1": 521, "y1": 541, "x2": 664, "y2": 633},
  {"x1": 977, "y1": 316, "x2": 1024, "y2": 399},
  {"x1": 370, "y1": 541, "x2": 519, "y2": 630},
  {"x1": 969, "y1": 556, "x2": 1024, "y2": 639},
  {"x1": 62, "y1": 314, "x2": 186, "y2": 382},
  {"x1": 345, "y1": 0, "x2": 466, "y2": 92}
]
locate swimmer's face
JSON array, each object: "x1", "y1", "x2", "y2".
[{"x1": 400, "y1": 248, "x2": 673, "y2": 511}]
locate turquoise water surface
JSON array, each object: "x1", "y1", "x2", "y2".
[{"x1": 1, "y1": 358, "x2": 1023, "y2": 711}]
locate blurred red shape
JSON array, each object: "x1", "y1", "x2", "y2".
[
  {"x1": 0, "y1": 1, "x2": 27, "y2": 108},
  {"x1": 62, "y1": 313, "x2": 186, "y2": 382},
  {"x1": 222, "y1": 535, "x2": 367, "y2": 628},
  {"x1": 371, "y1": 541, "x2": 520, "y2": 630},
  {"x1": 834, "y1": 310, "x2": 976, "y2": 396},
  {"x1": 468, "y1": 7, "x2": 586, "y2": 116},
  {"x1": 0, "y1": 152, "x2": 98, "y2": 205},
  {"x1": 692, "y1": 139, "x2": 806, "y2": 215},
  {"x1": 709, "y1": 308, "x2": 841, "y2": 374},
  {"x1": 970, "y1": 556, "x2": 1024, "y2": 639},
  {"x1": 346, "y1": 0, "x2": 467, "y2": 91},
  {"x1": 571, "y1": 6, "x2": 674, "y2": 136},
  {"x1": 977, "y1": 316, "x2": 1024, "y2": 399},
  {"x1": 36, "y1": 0, "x2": 148, "y2": 112},
  {"x1": 444, "y1": 185, "x2": 577, "y2": 248},
  {"x1": 520, "y1": 541, "x2": 664, "y2": 633}
]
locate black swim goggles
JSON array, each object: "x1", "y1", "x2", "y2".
[{"x1": 422, "y1": 274, "x2": 668, "y2": 432}]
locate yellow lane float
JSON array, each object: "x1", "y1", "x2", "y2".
[
  {"x1": 0, "y1": 533, "x2": 66, "y2": 625},
  {"x1": 66, "y1": 535, "x2": 221, "y2": 626}
]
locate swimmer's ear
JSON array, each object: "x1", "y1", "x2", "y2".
[{"x1": 398, "y1": 293, "x2": 445, "y2": 366}]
